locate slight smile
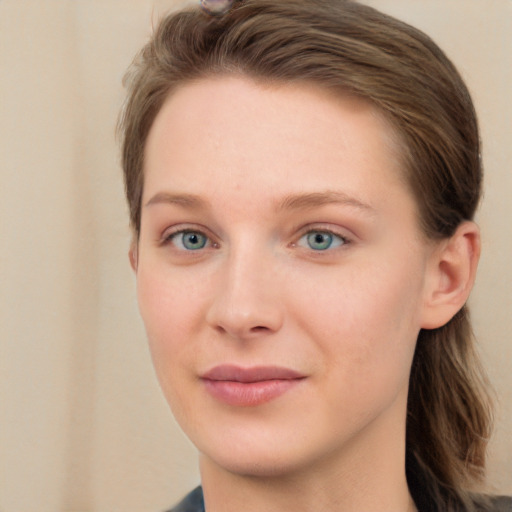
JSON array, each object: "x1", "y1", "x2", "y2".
[{"x1": 201, "y1": 365, "x2": 306, "y2": 407}]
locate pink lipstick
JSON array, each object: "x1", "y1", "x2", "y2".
[{"x1": 201, "y1": 365, "x2": 305, "y2": 407}]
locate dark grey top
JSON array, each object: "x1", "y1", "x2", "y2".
[{"x1": 166, "y1": 485, "x2": 512, "y2": 512}]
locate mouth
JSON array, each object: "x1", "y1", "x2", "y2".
[{"x1": 200, "y1": 365, "x2": 306, "y2": 407}]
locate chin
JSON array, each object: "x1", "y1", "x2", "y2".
[
  {"x1": 201, "y1": 448, "x2": 308, "y2": 479},
  {"x1": 191, "y1": 415, "x2": 317, "y2": 478},
  {"x1": 196, "y1": 425, "x2": 340, "y2": 480}
]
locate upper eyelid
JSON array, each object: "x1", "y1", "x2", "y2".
[
  {"x1": 295, "y1": 230, "x2": 349, "y2": 248},
  {"x1": 294, "y1": 224, "x2": 352, "y2": 241},
  {"x1": 161, "y1": 224, "x2": 214, "y2": 242},
  {"x1": 161, "y1": 228, "x2": 219, "y2": 253},
  {"x1": 157, "y1": 222, "x2": 353, "y2": 247}
]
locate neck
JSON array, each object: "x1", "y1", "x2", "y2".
[
  {"x1": 201, "y1": 464, "x2": 416, "y2": 512},
  {"x1": 199, "y1": 406, "x2": 417, "y2": 512}
]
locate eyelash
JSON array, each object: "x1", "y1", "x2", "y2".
[
  {"x1": 294, "y1": 228, "x2": 350, "y2": 252},
  {"x1": 160, "y1": 226, "x2": 351, "y2": 253},
  {"x1": 161, "y1": 227, "x2": 218, "y2": 251}
]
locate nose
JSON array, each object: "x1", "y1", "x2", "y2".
[{"x1": 205, "y1": 243, "x2": 284, "y2": 340}]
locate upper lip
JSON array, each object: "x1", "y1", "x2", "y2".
[{"x1": 201, "y1": 365, "x2": 305, "y2": 383}]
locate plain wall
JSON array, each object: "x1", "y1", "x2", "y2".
[{"x1": 1, "y1": 1, "x2": 510, "y2": 510}]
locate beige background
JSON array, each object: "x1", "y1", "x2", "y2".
[{"x1": 0, "y1": 1, "x2": 510, "y2": 511}]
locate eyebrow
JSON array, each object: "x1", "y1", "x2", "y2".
[
  {"x1": 145, "y1": 192, "x2": 209, "y2": 210},
  {"x1": 277, "y1": 191, "x2": 376, "y2": 215},
  {"x1": 144, "y1": 190, "x2": 376, "y2": 215}
]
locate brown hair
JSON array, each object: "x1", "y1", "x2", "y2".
[{"x1": 119, "y1": 1, "x2": 493, "y2": 509}]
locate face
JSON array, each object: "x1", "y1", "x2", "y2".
[{"x1": 135, "y1": 76, "x2": 436, "y2": 478}]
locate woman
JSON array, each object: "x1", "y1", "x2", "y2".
[{"x1": 119, "y1": 1, "x2": 511, "y2": 510}]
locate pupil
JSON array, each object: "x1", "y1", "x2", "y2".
[
  {"x1": 307, "y1": 231, "x2": 332, "y2": 250},
  {"x1": 183, "y1": 232, "x2": 205, "y2": 250}
]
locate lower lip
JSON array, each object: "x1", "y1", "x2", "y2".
[{"x1": 202, "y1": 379, "x2": 302, "y2": 407}]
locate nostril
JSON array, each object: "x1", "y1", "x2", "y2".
[
  {"x1": 206, "y1": 297, "x2": 284, "y2": 338},
  {"x1": 250, "y1": 326, "x2": 269, "y2": 333}
]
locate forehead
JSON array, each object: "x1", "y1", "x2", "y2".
[{"x1": 143, "y1": 75, "x2": 409, "y2": 210}]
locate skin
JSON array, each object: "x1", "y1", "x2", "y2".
[{"x1": 131, "y1": 76, "x2": 480, "y2": 512}]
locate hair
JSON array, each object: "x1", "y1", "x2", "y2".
[{"x1": 119, "y1": 1, "x2": 493, "y2": 509}]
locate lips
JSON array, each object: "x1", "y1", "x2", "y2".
[{"x1": 201, "y1": 365, "x2": 305, "y2": 406}]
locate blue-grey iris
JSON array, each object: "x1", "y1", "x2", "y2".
[
  {"x1": 307, "y1": 232, "x2": 333, "y2": 251},
  {"x1": 182, "y1": 232, "x2": 207, "y2": 250}
]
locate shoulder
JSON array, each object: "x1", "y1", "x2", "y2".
[
  {"x1": 487, "y1": 496, "x2": 512, "y2": 512},
  {"x1": 165, "y1": 486, "x2": 205, "y2": 512}
]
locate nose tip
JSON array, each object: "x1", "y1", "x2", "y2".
[
  {"x1": 208, "y1": 308, "x2": 281, "y2": 340},
  {"x1": 205, "y1": 258, "x2": 284, "y2": 340}
]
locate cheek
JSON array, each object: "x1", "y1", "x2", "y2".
[
  {"x1": 136, "y1": 265, "x2": 204, "y2": 374},
  {"x1": 297, "y1": 255, "x2": 425, "y2": 378},
  {"x1": 319, "y1": 270, "x2": 423, "y2": 428},
  {"x1": 136, "y1": 266, "x2": 207, "y2": 424}
]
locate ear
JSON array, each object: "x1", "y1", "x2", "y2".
[
  {"x1": 420, "y1": 221, "x2": 481, "y2": 329},
  {"x1": 129, "y1": 239, "x2": 138, "y2": 272}
]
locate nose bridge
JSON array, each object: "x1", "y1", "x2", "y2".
[{"x1": 206, "y1": 234, "x2": 283, "y2": 339}]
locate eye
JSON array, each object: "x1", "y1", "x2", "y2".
[
  {"x1": 297, "y1": 230, "x2": 347, "y2": 251},
  {"x1": 167, "y1": 230, "x2": 210, "y2": 250}
]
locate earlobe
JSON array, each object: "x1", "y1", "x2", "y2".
[
  {"x1": 129, "y1": 241, "x2": 138, "y2": 272},
  {"x1": 420, "y1": 221, "x2": 481, "y2": 330}
]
